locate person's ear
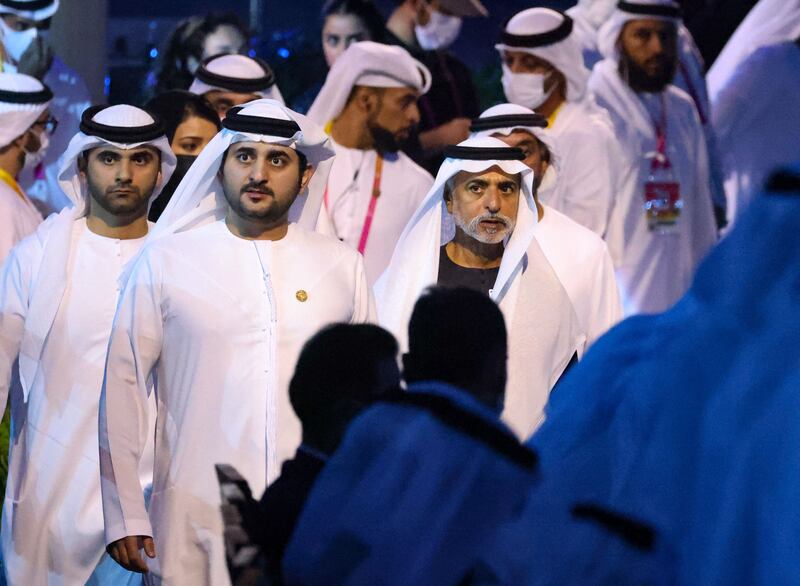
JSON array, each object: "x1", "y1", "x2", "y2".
[
  {"x1": 356, "y1": 88, "x2": 379, "y2": 116},
  {"x1": 443, "y1": 184, "x2": 454, "y2": 213},
  {"x1": 300, "y1": 162, "x2": 315, "y2": 190}
]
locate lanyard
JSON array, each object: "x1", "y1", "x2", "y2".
[
  {"x1": 324, "y1": 153, "x2": 384, "y2": 255},
  {"x1": 0, "y1": 167, "x2": 26, "y2": 202},
  {"x1": 649, "y1": 93, "x2": 671, "y2": 169}
]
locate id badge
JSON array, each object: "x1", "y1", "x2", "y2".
[{"x1": 644, "y1": 180, "x2": 681, "y2": 231}]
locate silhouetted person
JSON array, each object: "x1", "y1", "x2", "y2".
[
  {"x1": 218, "y1": 323, "x2": 400, "y2": 585},
  {"x1": 283, "y1": 287, "x2": 538, "y2": 585}
]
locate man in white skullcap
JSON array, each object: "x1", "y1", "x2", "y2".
[
  {"x1": 375, "y1": 137, "x2": 582, "y2": 439},
  {"x1": 99, "y1": 99, "x2": 374, "y2": 585},
  {"x1": 470, "y1": 104, "x2": 622, "y2": 352},
  {"x1": 308, "y1": 41, "x2": 434, "y2": 284},
  {"x1": 0, "y1": 0, "x2": 93, "y2": 216},
  {"x1": 0, "y1": 71, "x2": 51, "y2": 263},
  {"x1": 709, "y1": 0, "x2": 800, "y2": 223},
  {"x1": 589, "y1": 0, "x2": 717, "y2": 315},
  {"x1": 497, "y1": 7, "x2": 619, "y2": 237},
  {"x1": 189, "y1": 53, "x2": 284, "y2": 119},
  {"x1": 0, "y1": 104, "x2": 175, "y2": 585}
]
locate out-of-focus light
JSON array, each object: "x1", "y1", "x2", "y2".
[
  {"x1": 149, "y1": 47, "x2": 158, "y2": 59},
  {"x1": 278, "y1": 47, "x2": 290, "y2": 59},
  {"x1": 248, "y1": 48, "x2": 256, "y2": 58},
  {"x1": 104, "y1": 75, "x2": 110, "y2": 96}
]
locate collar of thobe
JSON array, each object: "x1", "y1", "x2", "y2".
[
  {"x1": 136, "y1": 98, "x2": 335, "y2": 263},
  {"x1": 0, "y1": 72, "x2": 52, "y2": 148},
  {"x1": 0, "y1": 0, "x2": 58, "y2": 20},
  {"x1": 597, "y1": 0, "x2": 681, "y2": 60},
  {"x1": 188, "y1": 54, "x2": 285, "y2": 105},
  {"x1": 495, "y1": 8, "x2": 590, "y2": 102},
  {"x1": 307, "y1": 40, "x2": 432, "y2": 127},
  {"x1": 16, "y1": 105, "x2": 176, "y2": 403},
  {"x1": 374, "y1": 136, "x2": 536, "y2": 349},
  {"x1": 469, "y1": 103, "x2": 560, "y2": 192}
]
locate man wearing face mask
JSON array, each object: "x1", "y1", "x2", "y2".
[
  {"x1": 589, "y1": 0, "x2": 717, "y2": 316},
  {"x1": 308, "y1": 41, "x2": 434, "y2": 285},
  {"x1": 386, "y1": 0, "x2": 485, "y2": 173},
  {"x1": 498, "y1": 8, "x2": 620, "y2": 237},
  {"x1": 0, "y1": 0, "x2": 93, "y2": 217},
  {"x1": 0, "y1": 72, "x2": 52, "y2": 263}
]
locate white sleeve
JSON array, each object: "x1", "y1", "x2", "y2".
[
  {"x1": 0, "y1": 243, "x2": 35, "y2": 414},
  {"x1": 350, "y1": 253, "x2": 377, "y2": 324},
  {"x1": 99, "y1": 248, "x2": 164, "y2": 544}
]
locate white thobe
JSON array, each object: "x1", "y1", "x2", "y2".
[
  {"x1": 0, "y1": 218, "x2": 148, "y2": 585},
  {"x1": 589, "y1": 59, "x2": 717, "y2": 315},
  {"x1": 19, "y1": 57, "x2": 92, "y2": 216},
  {"x1": 0, "y1": 181, "x2": 42, "y2": 265},
  {"x1": 713, "y1": 42, "x2": 800, "y2": 223},
  {"x1": 99, "y1": 221, "x2": 374, "y2": 586},
  {"x1": 322, "y1": 140, "x2": 433, "y2": 284},
  {"x1": 541, "y1": 99, "x2": 618, "y2": 237},
  {"x1": 536, "y1": 204, "x2": 622, "y2": 352}
]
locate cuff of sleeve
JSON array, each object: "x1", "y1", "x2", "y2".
[{"x1": 105, "y1": 518, "x2": 153, "y2": 546}]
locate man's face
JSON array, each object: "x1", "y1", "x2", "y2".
[
  {"x1": 494, "y1": 130, "x2": 548, "y2": 188},
  {"x1": 445, "y1": 167, "x2": 520, "y2": 244},
  {"x1": 415, "y1": 0, "x2": 456, "y2": 26},
  {"x1": 502, "y1": 50, "x2": 564, "y2": 96},
  {"x1": 1, "y1": 14, "x2": 47, "y2": 33},
  {"x1": 204, "y1": 90, "x2": 261, "y2": 120},
  {"x1": 22, "y1": 108, "x2": 51, "y2": 154},
  {"x1": 365, "y1": 86, "x2": 421, "y2": 153},
  {"x1": 618, "y1": 19, "x2": 677, "y2": 93},
  {"x1": 202, "y1": 24, "x2": 247, "y2": 61},
  {"x1": 322, "y1": 13, "x2": 371, "y2": 67},
  {"x1": 81, "y1": 146, "x2": 161, "y2": 218},
  {"x1": 220, "y1": 141, "x2": 313, "y2": 225}
]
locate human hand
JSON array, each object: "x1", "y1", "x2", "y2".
[
  {"x1": 419, "y1": 117, "x2": 472, "y2": 152},
  {"x1": 107, "y1": 535, "x2": 156, "y2": 573}
]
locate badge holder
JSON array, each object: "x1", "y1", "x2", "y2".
[{"x1": 643, "y1": 128, "x2": 682, "y2": 234}]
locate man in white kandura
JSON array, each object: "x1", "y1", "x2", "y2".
[
  {"x1": 99, "y1": 99, "x2": 374, "y2": 586},
  {"x1": 590, "y1": 0, "x2": 717, "y2": 315},
  {"x1": 376, "y1": 137, "x2": 582, "y2": 439},
  {"x1": 497, "y1": 7, "x2": 619, "y2": 236},
  {"x1": 189, "y1": 53, "x2": 284, "y2": 119},
  {"x1": 0, "y1": 104, "x2": 175, "y2": 585},
  {"x1": 308, "y1": 41, "x2": 434, "y2": 285},
  {"x1": 0, "y1": 72, "x2": 51, "y2": 263},
  {"x1": 470, "y1": 103, "x2": 622, "y2": 352}
]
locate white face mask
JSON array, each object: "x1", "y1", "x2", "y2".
[
  {"x1": 501, "y1": 65, "x2": 556, "y2": 110},
  {"x1": 23, "y1": 130, "x2": 49, "y2": 172},
  {"x1": 414, "y1": 10, "x2": 462, "y2": 50},
  {"x1": 0, "y1": 19, "x2": 38, "y2": 63}
]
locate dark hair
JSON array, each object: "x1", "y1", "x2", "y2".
[
  {"x1": 144, "y1": 90, "x2": 221, "y2": 144},
  {"x1": 154, "y1": 13, "x2": 250, "y2": 94},
  {"x1": 405, "y1": 287, "x2": 507, "y2": 405},
  {"x1": 289, "y1": 324, "x2": 399, "y2": 432},
  {"x1": 321, "y1": 0, "x2": 389, "y2": 43}
]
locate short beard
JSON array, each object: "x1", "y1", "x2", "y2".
[
  {"x1": 455, "y1": 212, "x2": 515, "y2": 244},
  {"x1": 225, "y1": 180, "x2": 296, "y2": 223},
  {"x1": 619, "y1": 50, "x2": 676, "y2": 93},
  {"x1": 367, "y1": 120, "x2": 404, "y2": 154},
  {"x1": 88, "y1": 183, "x2": 150, "y2": 218}
]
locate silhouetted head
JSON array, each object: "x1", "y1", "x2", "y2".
[
  {"x1": 403, "y1": 286, "x2": 508, "y2": 413},
  {"x1": 290, "y1": 323, "x2": 400, "y2": 454}
]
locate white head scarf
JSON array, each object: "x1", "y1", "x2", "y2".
[
  {"x1": 17, "y1": 105, "x2": 176, "y2": 402},
  {"x1": 148, "y1": 98, "x2": 335, "y2": 248},
  {"x1": 0, "y1": 0, "x2": 58, "y2": 20},
  {"x1": 597, "y1": 0, "x2": 682, "y2": 61},
  {"x1": 307, "y1": 40, "x2": 432, "y2": 126},
  {"x1": 188, "y1": 54, "x2": 285, "y2": 105},
  {"x1": 571, "y1": 0, "x2": 619, "y2": 30},
  {"x1": 707, "y1": 0, "x2": 800, "y2": 104},
  {"x1": 496, "y1": 8, "x2": 590, "y2": 102},
  {"x1": 469, "y1": 102, "x2": 560, "y2": 189},
  {"x1": 0, "y1": 72, "x2": 51, "y2": 148},
  {"x1": 374, "y1": 136, "x2": 535, "y2": 350}
]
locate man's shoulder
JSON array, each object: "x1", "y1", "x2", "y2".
[
  {"x1": 391, "y1": 152, "x2": 435, "y2": 186},
  {"x1": 538, "y1": 207, "x2": 611, "y2": 261},
  {"x1": 291, "y1": 225, "x2": 364, "y2": 264}
]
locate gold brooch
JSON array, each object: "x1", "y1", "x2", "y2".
[{"x1": 295, "y1": 290, "x2": 308, "y2": 302}]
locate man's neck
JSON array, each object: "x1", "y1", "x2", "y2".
[
  {"x1": 386, "y1": 3, "x2": 418, "y2": 48},
  {"x1": 0, "y1": 148, "x2": 24, "y2": 180},
  {"x1": 446, "y1": 228, "x2": 504, "y2": 269},
  {"x1": 86, "y1": 208, "x2": 149, "y2": 240},
  {"x1": 330, "y1": 112, "x2": 375, "y2": 151},
  {"x1": 536, "y1": 91, "x2": 566, "y2": 120},
  {"x1": 225, "y1": 210, "x2": 289, "y2": 241}
]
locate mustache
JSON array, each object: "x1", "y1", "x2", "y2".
[
  {"x1": 107, "y1": 184, "x2": 141, "y2": 195},
  {"x1": 469, "y1": 213, "x2": 513, "y2": 230},
  {"x1": 241, "y1": 182, "x2": 275, "y2": 196}
]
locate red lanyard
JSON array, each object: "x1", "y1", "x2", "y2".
[
  {"x1": 650, "y1": 94, "x2": 671, "y2": 169},
  {"x1": 324, "y1": 154, "x2": 383, "y2": 255}
]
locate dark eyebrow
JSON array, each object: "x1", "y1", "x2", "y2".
[
  {"x1": 95, "y1": 149, "x2": 121, "y2": 159},
  {"x1": 498, "y1": 180, "x2": 518, "y2": 189},
  {"x1": 265, "y1": 149, "x2": 291, "y2": 159},
  {"x1": 467, "y1": 179, "x2": 489, "y2": 188},
  {"x1": 232, "y1": 145, "x2": 257, "y2": 156}
]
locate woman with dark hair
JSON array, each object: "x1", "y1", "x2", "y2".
[
  {"x1": 144, "y1": 90, "x2": 222, "y2": 220},
  {"x1": 321, "y1": 0, "x2": 389, "y2": 67},
  {"x1": 153, "y1": 13, "x2": 250, "y2": 95}
]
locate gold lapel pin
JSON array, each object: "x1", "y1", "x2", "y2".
[{"x1": 296, "y1": 290, "x2": 308, "y2": 302}]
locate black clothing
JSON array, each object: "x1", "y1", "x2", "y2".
[{"x1": 437, "y1": 246, "x2": 499, "y2": 296}]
